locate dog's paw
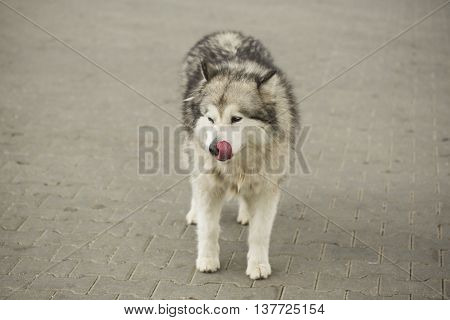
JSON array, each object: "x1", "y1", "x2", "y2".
[
  {"x1": 246, "y1": 261, "x2": 271, "y2": 279},
  {"x1": 196, "y1": 257, "x2": 220, "y2": 273},
  {"x1": 237, "y1": 211, "x2": 249, "y2": 225},
  {"x1": 186, "y1": 209, "x2": 197, "y2": 225}
]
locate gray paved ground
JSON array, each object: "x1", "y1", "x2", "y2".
[{"x1": 0, "y1": 0, "x2": 449, "y2": 300}]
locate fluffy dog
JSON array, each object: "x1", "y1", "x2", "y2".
[{"x1": 181, "y1": 31, "x2": 298, "y2": 279}]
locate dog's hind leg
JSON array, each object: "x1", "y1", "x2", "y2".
[
  {"x1": 193, "y1": 176, "x2": 226, "y2": 273},
  {"x1": 245, "y1": 185, "x2": 280, "y2": 279},
  {"x1": 237, "y1": 196, "x2": 250, "y2": 225},
  {"x1": 186, "y1": 195, "x2": 197, "y2": 225}
]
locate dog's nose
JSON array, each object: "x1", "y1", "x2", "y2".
[{"x1": 209, "y1": 140, "x2": 219, "y2": 156}]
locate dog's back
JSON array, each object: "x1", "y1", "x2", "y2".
[{"x1": 182, "y1": 31, "x2": 275, "y2": 93}]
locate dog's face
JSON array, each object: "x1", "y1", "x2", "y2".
[{"x1": 194, "y1": 77, "x2": 271, "y2": 162}]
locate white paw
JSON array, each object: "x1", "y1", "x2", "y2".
[
  {"x1": 237, "y1": 211, "x2": 249, "y2": 225},
  {"x1": 196, "y1": 257, "x2": 220, "y2": 273},
  {"x1": 246, "y1": 261, "x2": 271, "y2": 279},
  {"x1": 186, "y1": 209, "x2": 197, "y2": 225}
]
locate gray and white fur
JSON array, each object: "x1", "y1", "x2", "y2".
[{"x1": 181, "y1": 31, "x2": 299, "y2": 279}]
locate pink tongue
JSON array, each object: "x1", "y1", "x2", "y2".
[{"x1": 216, "y1": 140, "x2": 232, "y2": 161}]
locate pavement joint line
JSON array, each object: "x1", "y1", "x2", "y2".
[
  {"x1": 3, "y1": 175, "x2": 189, "y2": 300},
  {"x1": 224, "y1": 251, "x2": 235, "y2": 270},
  {"x1": 257, "y1": 173, "x2": 447, "y2": 299},
  {"x1": 286, "y1": 256, "x2": 293, "y2": 273},
  {"x1": 278, "y1": 286, "x2": 285, "y2": 300},
  {"x1": 50, "y1": 290, "x2": 57, "y2": 300},
  {"x1": 125, "y1": 263, "x2": 138, "y2": 281},
  {"x1": 0, "y1": 0, "x2": 182, "y2": 124},
  {"x1": 313, "y1": 272, "x2": 319, "y2": 290},
  {"x1": 86, "y1": 276, "x2": 99, "y2": 295},
  {"x1": 143, "y1": 235, "x2": 155, "y2": 253},
  {"x1": 149, "y1": 279, "x2": 161, "y2": 299},
  {"x1": 214, "y1": 283, "x2": 223, "y2": 299}
]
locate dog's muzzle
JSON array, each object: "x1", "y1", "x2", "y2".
[{"x1": 209, "y1": 139, "x2": 232, "y2": 161}]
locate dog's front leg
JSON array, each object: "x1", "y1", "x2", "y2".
[
  {"x1": 245, "y1": 186, "x2": 280, "y2": 279},
  {"x1": 193, "y1": 177, "x2": 225, "y2": 273}
]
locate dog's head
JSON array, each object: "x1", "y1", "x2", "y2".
[{"x1": 189, "y1": 61, "x2": 281, "y2": 163}]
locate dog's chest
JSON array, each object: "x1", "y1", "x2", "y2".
[{"x1": 225, "y1": 172, "x2": 262, "y2": 196}]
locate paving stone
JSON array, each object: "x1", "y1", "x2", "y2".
[
  {"x1": 346, "y1": 292, "x2": 410, "y2": 300},
  {"x1": 271, "y1": 216, "x2": 305, "y2": 244},
  {"x1": 148, "y1": 236, "x2": 199, "y2": 252},
  {"x1": 0, "y1": 230, "x2": 44, "y2": 247},
  {"x1": 0, "y1": 244, "x2": 61, "y2": 260},
  {"x1": 30, "y1": 275, "x2": 98, "y2": 294},
  {"x1": 111, "y1": 246, "x2": 174, "y2": 266},
  {"x1": 444, "y1": 280, "x2": 449, "y2": 299},
  {"x1": 316, "y1": 273, "x2": 379, "y2": 296},
  {"x1": 24, "y1": 182, "x2": 82, "y2": 199},
  {"x1": 410, "y1": 294, "x2": 446, "y2": 300},
  {"x1": 253, "y1": 272, "x2": 316, "y2": 289},
  {"x1": 89, "y1": 232, "x2": 151, "y2": 252},
  {"x1": 323, "y1": 244, "x2": 378, "y2": 262},
  {"x1": 90, "y1": 276, "x2": 158, "y2": 297},
  {"x1": 383, "y1": 246, "x2": 441, "y2": 265},
  {"x1": 152, "y1": 280, "x2": 221, "y2": 299},
  {"x1": 9, "y1": 257, "x2": 77, "y2": 278},
  {"x1": 72, "y1": 261, "x2": 136, "y2": 281},
  {"x1": 192, "y1": 269, "x2": 253, "y2": 288},
  {"x1": 379, "y1": 276, "x2": 444, "y2": 299},
  {"x1": 216, "y1": 284, "x2": 281, "y2": 300},
  {"x1": 8, "y1": 289, "x2": 55, "y2": 300},
  {"x1": 34, "y1": 230, "x2": 99, "y2": 247},
  {"x1": 412, "y1": 263, "x2": 450, "y2": 281},
  {"x1": 289, "y1": 256, "x2": 349, "y2": 277},
  {"x1": 0, "y1": 274, "x2": 35, "y2": 291},
  {"x1": 19, "y1": 217, "x2": 80, "y2": 234},
  {"x1": 54, "y1": 245, "x2": 117, "y2": 264},
  {"x1": 283, "y1": 287, "x2": 346, "y2": 300},
  {"x1": 0, "y1": 256, "x2": 20, "y2": 275},
  {"x1": 350, "y1": 260, "x2": 410, "y2": 281},
  {"x1": 53, "y1": 290, "x2": 119, "y2": 300},
  {"x1": 132, "y1": 250, "x2": 195, "y2": 283},
  {"x1": 117, "y1": 293, "x2": 148, "y2": 300},
  {"x1": 271, "y1": 243, "x2": 323, "y2": 260},
  {"x1": 0, "y1": 215, "x2": 27, "y2": 230}
]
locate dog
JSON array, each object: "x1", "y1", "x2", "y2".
[{"x1": 181, "y1": 31, "x2": 299, "y2": 279}]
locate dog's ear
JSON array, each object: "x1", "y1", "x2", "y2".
[
  {"x1": 256, "y1": 70, "x2": 277, "y2": 89},
  {"x1": 200, "y1": 60, "x2": 217, "y2": 82}
]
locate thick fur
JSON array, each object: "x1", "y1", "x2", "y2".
[{"x1": 181, "y1": 31, "x2": 299, "y2": 279}]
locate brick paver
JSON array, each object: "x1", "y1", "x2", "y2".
[{"x1": 0, "y1": 0, "x2": 449, "y2": 299}]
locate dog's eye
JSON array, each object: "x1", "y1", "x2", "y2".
[
  {"x1": 231, "y1": 116, "x2": 242, "y2": 124},
  {"x1": 207, "y1": 117, "x2": 214, "y2": 124}
]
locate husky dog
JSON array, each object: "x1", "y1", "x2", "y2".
[{"x1": 181, "y1": 31, "x2": 298, "y2": 279}]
